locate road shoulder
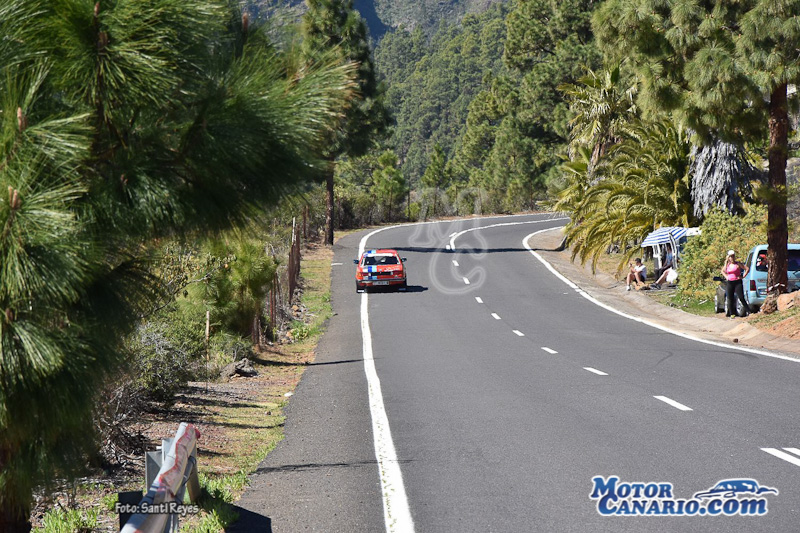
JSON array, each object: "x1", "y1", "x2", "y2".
[{"x1": 528, "y1": 228, "x2": 800, "y2": 359}]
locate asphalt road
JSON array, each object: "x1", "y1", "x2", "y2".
[{"x1": 233, "y1": 213, "x2": 800, "y2": 532}]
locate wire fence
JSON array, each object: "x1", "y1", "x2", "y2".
[{"x1": 263, "y1": 217, "x2": 303, "y2": 343}]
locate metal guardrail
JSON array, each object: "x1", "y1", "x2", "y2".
[{"x1": 120, "y1": 423, "x2": 201, "y2": 533}]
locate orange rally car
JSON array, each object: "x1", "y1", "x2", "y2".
[{"x1": 354, "y1": 249, "x2": 407, "y2": 292}]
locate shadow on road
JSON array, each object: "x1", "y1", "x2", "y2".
[
  {"x1": 253, "y1": 459, "x2": 411, "y2": 475},
  {"x1": 226, "y1": 506, "x2": 271, "y2": 532},
  {"x1": 306, "y1": 358, "x2": 363, "y2": 367},
  {"x1": 363, "y1": 285, "x2": 427, "y2": 294},
  {"x1": 389, "y1": 245, "x2": 526, "y2": 254}
]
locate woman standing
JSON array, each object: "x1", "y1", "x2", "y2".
[{"x1": 721, "y1": 250, "x2": 750, "y2": 318}]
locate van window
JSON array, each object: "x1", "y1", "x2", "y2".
[
  {"x1": 755, "y1": 250, "x2": 800, "y2": 272},
  {"x1": 755, "y1": 252, "x2": 768, "y2": 272},
  {"x1": 789, "y1": 251, "x2": 800, "y2": 272}
]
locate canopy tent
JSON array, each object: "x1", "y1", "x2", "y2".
[
  {"x1": 641, "y1": 227, "x2": 688, "y2": 248},
  {"x1": 640, "y1": 226, "x2": 700, "y2": 270}
]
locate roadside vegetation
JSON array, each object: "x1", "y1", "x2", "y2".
[{"x1": 0, "y1": 0, "x2": 358, "y2": 530}]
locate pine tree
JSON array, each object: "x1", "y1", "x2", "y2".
[
  {"x1": 421, "y1": 143, "x2": 450, "y2": 217},
  {"x1": 302, "y1": 0, "x2": 389, "y2": 244},
  {"x1": 0, "y1": 1, "x2": 354, "y2": 529},
  {"x1": 594, "y1": 0, "x2": 800, "y2": 297},
  {"x1": 372, "y1": 150, "x2": 407, "y2": 220}
]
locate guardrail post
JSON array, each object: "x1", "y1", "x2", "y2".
[
  {"x1": 120, "y1": 423, "x2": 201, "y2": 533},
  {"x1": 186, "y1": 446, "x2": 201, "y2": 503},
  {"x1": 145, "y1": 451, "x2": 162, "y2": 489},
  {"x1": 117, "y1": 491, "x2": 143, "y2": 530}
]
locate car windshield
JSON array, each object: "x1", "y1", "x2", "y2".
[
  {"x1": 755, "y1": 250, "x2": 800, "y2": 272},
  {"x1": 363, "y1": 255, "x2": 399, "y2": 266}
]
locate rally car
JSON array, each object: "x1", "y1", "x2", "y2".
[{"x1": 354, "y1": 249, "x2": 407, "y2": 292}]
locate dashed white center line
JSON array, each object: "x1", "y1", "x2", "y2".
[
  {"x1": 583, "y1": 367, "x2": 608, "y2": 376},
  {"x1": 463, "y1": 277, "x2": 470, "y2": 285},
  {"x1": 452, "y1": 260, "x2": 459, "y2": 267},
  {"x1": 513, "y1": 330, "x2": 525, "y2": 337},
  {"x1": 654, "y1": 396, "x2": 693, "y2": 411},
  {"x1": 541, "y1": 347, "x2": 558, "y2": 354},
  {"x1": 761, "y1": 448, "x2": 800, "y2": 468},
  {"x1": 331, "y1": 262, "x2": 343, "y2": 266},
  {"x1": 446, "y1": 244, "x2": 451, "y2": 250},
  {"x1": 475, "y1": 297, "x2": 483, "y2": 304},
  {"x1": 491, "y1": 313, "x2": 501, "y2": 320}
]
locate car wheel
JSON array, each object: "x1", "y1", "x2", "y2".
[
  {"x1": 400, "y1": 279, "x2": 407, "y2": 290},
  {"x1": 356, "y1": 282, "x2": 365, "y2": 293},
  {"x1": 714, "y1": 293, "x2": 723, "y2": 313}
]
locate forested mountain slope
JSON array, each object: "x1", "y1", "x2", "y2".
[
  {"x1": 245, "y1": 0, "x2": 506, "y2": 38},
  {"x1": 375, "y1": 4, "x2": 510, "y2": 184},
  {"x1": 375, "y1": 0, "x2": 506, "y2": 33}
]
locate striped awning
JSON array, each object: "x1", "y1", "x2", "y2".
[{"x1": 641, "y1": 227, "x2": 687, "y2": 247}]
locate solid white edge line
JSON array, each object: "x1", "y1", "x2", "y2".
[
  {"x1": 360, "y1": 293, "x2": 414, "y2": 531},
  {"x1": 491, "y1": 313, "x2": 501, "y2": 320},
  {"x1": 513, "y1": 330, "x2": 525, "y2": 336},
  {"x1": 463, "y1": 277, "x2": 470, "y2": 285},
  {"x1": 783, "y1": 447, "x2": 800, "y2": 456},
  {"x1": 358, "y1": 233, "x2": 415, "y2": 533},
  {"x1": 761, "y1": 448, "x2": 800, "y2": 468},
  {"x1": 583, "y1": 367, "x2": 608, "y2": 376},
  {"x1": 541, "y1": 347, "x2": 558, "y2": 354},
  {"x1": 475, "y1": 297, "x2": 483, "y2": 304},
  {"x1": 653, "y1": 395, "x2": 693, "y2": 411},
  {"x1": 521, "y1": 228, "x2": 800, "y2": 364}
]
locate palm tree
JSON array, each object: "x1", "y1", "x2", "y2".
[
  {"x1": 559, "y1": 64, "x2": 638, "y2": 172},
  {"x1": 0, "y1": 1, "x2": 355, "y2": 529},
  {"x1": 563, "y1": 118, "x2": 695, "y2": 273},
  {"x1": 689, "y1": 139, "x2": 761, "y2": 219}
]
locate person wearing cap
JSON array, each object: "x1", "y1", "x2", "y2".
[{"x1": 721, "y1": 249, "x2": 749, "y2": 318}]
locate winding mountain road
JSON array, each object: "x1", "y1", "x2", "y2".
[{"x1": 232, "y1": 213, "x2": 800, "y2": 532}]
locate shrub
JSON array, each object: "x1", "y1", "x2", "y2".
[
  {"x1": 129, "y1": 323, "x2": 193, "y2": 403},
  {"x1": 678, "y1": 205, "x2": 767, "y2": 299}
]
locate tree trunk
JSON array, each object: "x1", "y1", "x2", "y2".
[
  {"x1": 766, "y1": 83, "x2": 789, "y2": 296},
  {"x1": 324, "y1": 163, "x2": 334, "y2": 246},
  {"x1": 0, "y1": 446, "x2": 31, "y2": 533},
  {"x1": 433, "y1": 186, "x2": 438, "y2": 218},
  {"x1": 0, "y1": 508, "x2": 31, "y2": 533}
]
